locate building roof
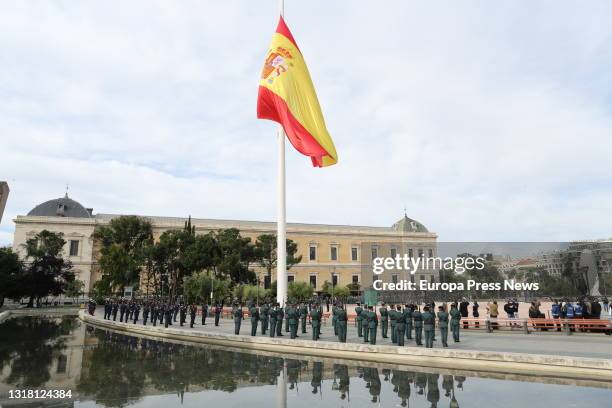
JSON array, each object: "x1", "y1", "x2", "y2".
[
  {"x1": 27, "y1": 194, "x2": 93, "y2": 218},
  {"x1": 391, "y1": 214, "x2": 429, "y2": 233}
]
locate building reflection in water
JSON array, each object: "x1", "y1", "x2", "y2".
[{"x1": 4, "y1": 318, "x2": 611, "y2": 408}]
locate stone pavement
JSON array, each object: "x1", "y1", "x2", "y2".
[{"x1": 96, "y1": 312, "x2": 612, "y2": 360}]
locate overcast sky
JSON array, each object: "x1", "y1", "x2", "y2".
[{"x1": 1, "y1": 0, "x2": 612, "y2": 245}]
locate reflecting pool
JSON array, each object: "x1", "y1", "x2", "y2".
[{"x1": 1, "y1": 317, "x2": 611, "y2": 407}]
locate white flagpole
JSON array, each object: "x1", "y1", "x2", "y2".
[{"x1": 276, "y1": 0, "x2": 287, "y2": 308}]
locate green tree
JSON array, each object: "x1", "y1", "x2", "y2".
[
  {"x1": 254, "y1": 234, "x2": 302, "y2": 289},
  {"x1": 0, "y1": 247, "x2": 23, "y2": 307},
  {"x1": 287, "y1": 281, "x2": 314, "y2": 301},
  {"x1": 183, "y1": 270, "x2": 232, "y2": 304},
  {"x1": 94, "y1": 216, "x2": 153, "y2": 292},
  {"x1": 216, "y1": 229, "x2": 257, "y2": 284},
  {"x1": 63, "y1": 279, "x2": 85, "y2": 303},
  {"x1": 19, "y1": 230, "x2": 75, "y2": 307}
]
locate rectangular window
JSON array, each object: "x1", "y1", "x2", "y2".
[
  {"x1": 418, "y1": 249, "x2": 424, "y2": 258},
  {"x1": 428, "y1": 248, "x2": 434, "y2": 257},
  {"x1": 408, "y1": 248, "x2": 413, "y2": 258},
  {"x1": 332, "y1": 274, "x2": 338, "y2": 287},
  {"x1": 287, "y1": 275, "x2": 295, "y2": 283},
  {"x1": 351, "y1": 247, "x2": 358, "y2": 261},
  {"x1": 309, "y1": 275, "x2": 317, "y2": 288},
  {"x1": 330, "y1": 246, "x2": 338, "y2": 261},
  {"x1": 69, "y1": 240, "x2": 79, "y2": 256},
  {"x1": 309, "y1": 246, "x2": 317, "y2": 261},
  {"x1": 264, "y1": 275, "x2": 271, "y2": 289},
  {"x1": 57, "y1": 355, "x2": 67, "y2": 374},
  {"x1": 410, "y1": 275, "x2": 415, "y2": 283},
  {"x1": 392, "y1": 274, "x2": 399, "y2": 284},
  {"x1": 420, "y1": 275, "x2": 426, "y2": 282},
  {"x1": 390, "y1": 248, "x2": 397, "y2": 259},
  {"x1": 371, "y1": 247, "x2": 378, "y2": 261},
  {"x1": 352, "y1": 274, "x2": 359, "y2": 284}
]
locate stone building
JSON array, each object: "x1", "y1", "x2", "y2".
[{"x1": 12, "y1": 195, "x2": 438, "y2": 294}]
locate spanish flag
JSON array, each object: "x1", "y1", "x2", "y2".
[{"x1": 257, "y1": 16, "x2": 338, "y2": 167}]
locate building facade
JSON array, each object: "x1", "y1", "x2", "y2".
[{"x1": 13, "y1": 195, "x2": 438, "y2": 294}]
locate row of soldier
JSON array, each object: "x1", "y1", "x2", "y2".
[{"x1": 101, "y1": 298, "x2": 463, "y2": 348}]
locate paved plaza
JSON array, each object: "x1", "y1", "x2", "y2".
[{"x1": 92, "y1": 312, "x2": 612, "y2": 360}]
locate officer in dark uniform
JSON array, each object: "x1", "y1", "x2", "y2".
[
  {"x1": 269, "y1": 303, "x2": 278, "y2": 337},
  {"x1": 164, "y1": 304, "x2": 173, "y2": 328},
  {"x1": 363, "y1": 304, "x2": 371, "y2": 343},
  {"x1": 379, "y1": 303, "x2": 389, "y2": 338},
  {"x1": 288, "y1": 303, "x2": 299, "y2": 339},
  {"x1": 396, "y1": 305, "x2": 406, "y2": 346},
  {"x1": 103, "y1": 301, "x2": 110, "y2": 319},
  {"x1": 119, "y1": 301, "x2": 127, "y2": 322},
  {"x1": 133, "y1": 303, "x2": 141, "y2": 324},
  {"x1": 355, "y1": 303, "x2": 364, "y2": 337},
  {"x1": 112, "y1": 301, "x2": 119, "y2": 321},
  {"x1": 310, "y1": 304, "x2": 321, "y2": 340},
  {"x1": 367, "y1": 305, "x2": 378, "y2": 345},
  {"x1": 179, "y1": 303, "x2": 187, "y2": 327},
  {"x1": 276, "y1": 304, "x2": 285, "y2": 337},
  {"x1": 405, "y1": 304, "x2": 414, "y2": 340},
  {"x1": 233, "y1": 303, "x2": 243, "y2": 335},
  {"x1": 450, "y1": 303, "x2": 461, "y2": 342},
  {"x1": 173, "y1": 304, "x2": 179, "y2": 322},
  {"x1": 332, "y1": 302, "x2": 339, "y2": 336},
  {"x1": 189, "y1": 304, "x2": 197, "y2": 328},
  {"x1": 413, "y1": 306, "x2": 423, "y2": 346},
  {"x1": 260, "y1": 302, "x2": 269, "y2": 335},
  {"x1": 201, "y1": 303, "x2": 208, "y2": 325},
  {"x1": 423, "y1": 305, "x2": 435, "y2": 348},
  {"x1": 151, "y1": 303, "x2": 158, "y2": 327},
  {"x1": 285, "y1": 303, "x2": 290, "y2": 334},
  {"x1": 300, "y1": 302, "x2": 308, "y2": 334},
  {"x1": 437, "y1": 305, "x2": 449, "y2": 347},
  {"x1": 214, "y1": 303, "x2": 222, "y2": 326},
  {"x1": 337, "y1": 303, "x2": 348, "y2": 342},
  {"x1": 390, "y1": 305, "x2": 398, "y2": 343},
  {"x1": 143, "y1": 302, "x2": 150, "y2": 325},
  {"x1": 249, "y1": 303, "x2": 260, "y2": 336}
]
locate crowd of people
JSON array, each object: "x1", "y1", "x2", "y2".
[
  {"x1": 92, "y1": 295, "x2": 611, "y2": 347},
  {"x1": 96, "y1": 298, "x2": 468, "y2": 349}
]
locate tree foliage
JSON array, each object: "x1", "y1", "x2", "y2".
[
  {"x1": 253, "y1": 234, "x2": 302, "y2": 286},
  {"x1": 19, "y1": 230, "x2": 75, "y2": 307}
]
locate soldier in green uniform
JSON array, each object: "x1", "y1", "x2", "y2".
[
  {"x1": 285, "y1": 303, "x2": 290, "y2": 333},
  {"x1": 332, "y1": 302, "x2": 339, "y2": 337},
  {"x1": 395, "y1": 305, "x2": 406, "y2": 346},
  {"x1": 260, "y1": 302, "x2": 269, "y2": 335},
  {"x1": 269, "y1": 303, "x2": 278, "y2": 338},
  {"x1": 233, "y1": 303, "x2": 243, "y2": 335},
  {"x1": 437, "y1": 305, "x2": 449, "y2": 347},
  {"x1": 276, "y1": 304, "x2": 284, "y2": 337},
  {"x1": 363, "y1": 304, "x2": 370, "y2": 343},
  {"x1": 390, "y1": 305, "x2": 398, "y2": 343},
  {"x1": 288, "y1": 302, "x2": 299, "y2": 339},
  {"x1": 405, "y1": 304, "x2": 414, "y2": 340},
  {"x1": 413, "y1": 306, "x2": 423, "y2": 346},
  {"x1": 422, "y1": 305, "x2": 435, "y2": 348},
  {"x1": 249, "y1": 303, "x2": 260, "y2": 336},
  {"x1": 355, "y1": 303, "x2": 364, "y2": 337},
  {"x1": 450, "y1": 303, "x2": 461, "y2": 343},
  {"x1": 368, "y1": 305, "x2": 378, "y2": 345},
  {"x1": 310, "y1": 304, "x2": 321, "y2": 340},
  {"x1": 337, "y1": 303, "x2": 348, "y2": 342},
  {"x1": 300, "y1": 302, "x2": 308, "y2": 334},
  {"x1": 379, "y1": 302, "x2": 389, "y2": 338}
]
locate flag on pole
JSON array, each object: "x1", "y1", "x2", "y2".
[{"x1": 257, "y1": 16, "x2": 338, "y2": 167}]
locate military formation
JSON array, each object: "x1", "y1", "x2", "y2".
[{"x1": 100, "y1": 298, "x2": 462, "y2": 348}]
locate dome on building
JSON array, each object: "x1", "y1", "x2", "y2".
[
  {"x1": 27, "y1": 194, "x2": 93, "y2": 218},
  {"x1": 392, "y1": 214, "x2": 428, "y2": 233}
]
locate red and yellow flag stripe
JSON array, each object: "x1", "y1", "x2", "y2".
[{"x1": 257, "y1": 16, "x2": 338, "y2": 167}]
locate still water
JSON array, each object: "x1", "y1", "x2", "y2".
[{"x1": 1, "y1": 316, "x2": 611, "y2": 408}]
